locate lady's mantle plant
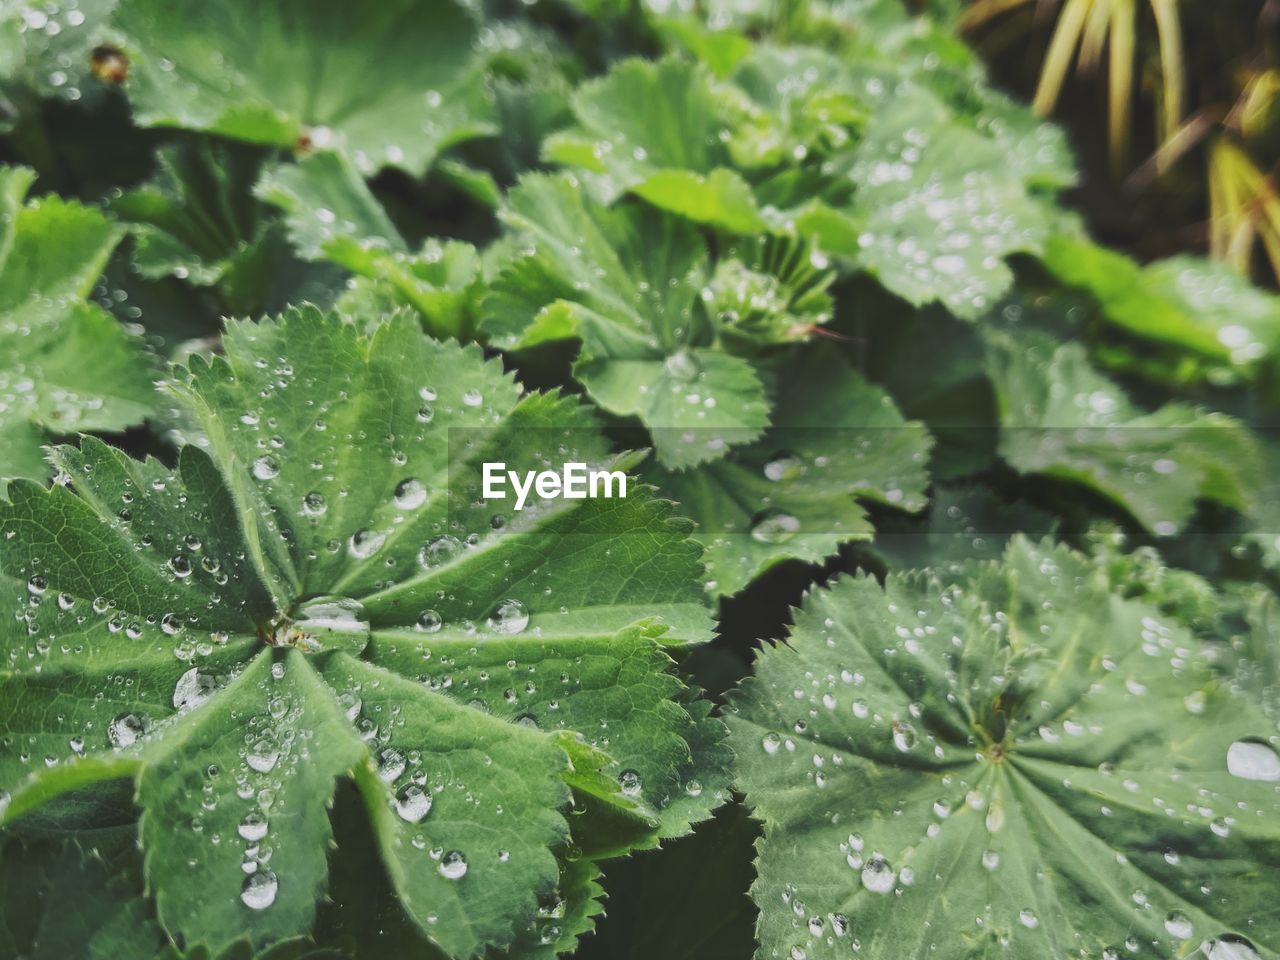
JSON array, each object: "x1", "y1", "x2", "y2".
[
  {"x1": 0, "y1": 308, "x2": 728, "y2": 957},
  {"x1": 0, "y1": 0, "x2": 1278, "y2": 957}
]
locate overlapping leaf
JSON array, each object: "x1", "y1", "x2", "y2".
[
  {"x1": 985, "y1": 326, "x2": 1260, "y2": 535},
  {"x1": 0, "y1": 164, "x2": 156, "y2": 486},
  {"x1": 256, "y1": 152, "x2": 483, "y2": 340},
  {"x1": 728, "y1": 536, "x2": 1280, "y2": 960},
  {"x1": 1043, "y1": 234, "x2": 1280, "y2": 381},
  {"x1": 544, "y1": 57, "x2": 766, "y2": 234},
  {"x1": 109, "y1": 0, "x2": 495, "y2": 175},
  {"x1": 798, "y1": 82, "x2": 1051, "y2": 319},
  {"x1": 0, "y1": 307, "x2": 728, "y2": 956},
  {"x1": 486, "y1": 173, "x2": 771, "y2": 468},
  {"x1": 652, "y1": 347, "x2": 931, "y2": 598}
]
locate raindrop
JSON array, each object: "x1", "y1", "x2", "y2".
[
  {"x1": 108, "y1": 713, "x2": 150, "y2": 747},
  {"x1": 892, "y1": 720, "x2": 917, "y2": 752},
  {"x1": 618, "y1": 769, "x2": 642, "y2": 797},
  {"x1": 246, "y1": 739, "x2": 280, "y2": 773},
  {"x1": 173, "y1": 667, "x2": 216, "y2": 710},
  {"x1": 1202, "y1": 936, "x2": 1261, "y2": 960},
  {"x1": 1164, "y1": 912, "x2": 1193, "y2": 940},
  {"x1": 750, "y1": 509, "x2": 800, "y2": 544},
  {"x1": 252, "y1": 456, "x2": 279, "y2": 481},
  {"x1": 860, "y1": 854, "x2": 895, "y2": 894},
  {"x1": 348, "y1": 529, "x2": 386, "y2": 559},
  {"x1": 486, "y1": 599, "x2": 529, "y2": 635},
  {"x1": 438, "y1": 850, "x2": 468, "y2": 879},
  {"x1": 1226, "y1": 740, "x2": 1280, "y2": 782},
  {"x1": 394, "y1": 479, "x2": 427, "y2": 510},
  {"x1": 395, "y1": 784, "x2": 433, "y2": 823},
  {"x1": 240, "y1": 870, "x2": 278, "y2": 910},
  {"x1": 663, "y1": 350, "x2": 700, "y2": 381},
  {"x1": 415, "y1": 609, "x2": 443, "y2": 633},
  {"x1": 419, "y1": 535, "x2": 461, "y2": 567},
  {"x1": 763, "y1": 453, "x2": 802, "y2": 482},
  {"x1": 238, "y1": 812, "x2": 269, "y2": 842},
  {"x1": 301, "y1": 492, "x2": 327, "y2": 516},
  {"x1": 377, "y1": 747, "x2": 406, "y2": 782}
]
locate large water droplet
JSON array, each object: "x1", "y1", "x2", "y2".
[
  {"x1": 173, "y1": 667, "x2": 216, "y2": 710},
  {"x1": 238, "y1": 812, "x2": 269, "y2": 842},
  {"x1": 664, "y1": 349, "x2": 701, "y2": 381},
  {"x1": 750, "y1": 509, "x2": 800, "y2": 544},
  {"x1": 395, "y1": 784, "x2": 433, "y2": 823},
  {"x1": 394, "y1": 478, "x2": 427, "y2": 510},
  {"x1": 252, "y1": 456, "x2": 279, "y2": 481},
  {"x1": 486, "y1": 599, "x2": 529, "y2": 635},
  {"x1": 415, "y1": 609, "x2": 443, "y2": 633},
  {"x1": 438, "y1": 850, "x2": 468, "y2": 879},
  {"x1": 108, "y1": 713, "x2": 150, "y2": 747},
  {"x1": 892, "y1": 720, "x2": 917, "y2": 752},
  {"x1": 860, "y1": 854, "x2": 895, "y2": 894},
  {"x1": 1226, "y1": 740, "x2": 1280, "y2": 782},
  {"x1": 763, "y1": 453, "x2": 802, "y2": 482},
  {"x1": 240, "y1": 870, "x2": 278, "y2": 910},
  {"x1": 419, "y1": 535, "x2": 461, "y2": 568},
  {"x1": 348, "y1": 529, "x2": 386, "y2": 559},
  {"x1": 1202, "y1": 936, "x2": 1261, "y2": 960},
  {"x1": 1164, "y1": 912, "x2": 1193, "y2": 940},
  {"x1": 283, "y1": 596, "x2": 371, "y2": 655}
]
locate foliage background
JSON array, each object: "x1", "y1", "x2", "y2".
[{"x1": 0, "y1": 0, "x2": 1277, "y2": 958}]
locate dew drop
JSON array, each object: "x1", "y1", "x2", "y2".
[
  {"x1": 394, "y1": 784, "x2": 433, "y2": 823},
  {"x1": 173, "y1": 667, "x2": 216, "y2": 710},
  {"x1": 415, "y1": 609, "x2": 443, "y2": 633},
  {"x1": 860, "y1": 854, "x2": 895, "y2": 894},
  {"x1": 1164, "y1": 911, "x2": 1193, "y2": 939},
  {"x1": 438, "y1": 850, "x2": 468, "y2": 879},
  {"x1": 301, "y1": 491, "x2": 327, "y2": 517},
  {"x1": 108, "y1": 712, "x2": 150, "y2": 747},
  {"x1": 238, "y1": 812, "x2": 269, "y2": 842},
  {"x1": 750, "y1": 509, "x2": 800, "y2": 544},
  {"x1": 348, "y1": 529, "x2": 386, "y2": 560},
  {"x1": 486, "y1": 599, "x2": 529, "y2": 635},
  {"x1": 394, "y1": 478, "x2": 427, "y2": 510},
  {"x1": 252, "y1": 456, "x2": 279, "y2": 481},
  {"x1": 240, "y1": 870, "x2": 278, "y2": 910},
  {"x1": 1226, "y1": 740, "x2": 1280, "y2": 782}
]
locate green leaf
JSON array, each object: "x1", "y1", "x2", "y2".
[
  {"x1": 487, "y1": 174, "x2": 771, "y2": 468},
  {"x1": 544, "y1": 57, "x2": 765, "y2": 233},
  {"x1": 1043, "y1": 235, "x2": 1280, "y2": 379},
  {"x1": 728, "y1": 536, "x2": 1280, "y2": 960},
  {"x1": 0, "y1": 0, "x2": 119, "y2": 106},
  {"x1": 0, "y1": 306, "x2": 727, "y2": 957},
  {"x1": 0, "y1": 164, "x2": 157, "y2": 485},
  {"x1": 256, "y1": 152, "x2": 483, "y2": 340},
  {"x1": 984, "y1": 327, "x2": 1261, "y2": 535},
  {"x1": 110, "y1": 0, "x2": 496, "y2": 175},
  {"x1": 798, "y1": 83, "x2": 1050, "y2": 319},
  {"x1": 652, "y1": 346, "x2": 931, "y2": 597},
  {"x1": 109, "y1": 137, "x2": 272, "y2": 288},
  {"x1": 0, "y1": 781, "x2": 171, "y2": 960}
]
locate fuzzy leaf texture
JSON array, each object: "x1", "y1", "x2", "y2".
[
  {"x1": 0, "y1": 307, "x2": 729, "y2": 958},
  {"x1": 727, "y1": 537, "x2": 1280, "y2": 960}
]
